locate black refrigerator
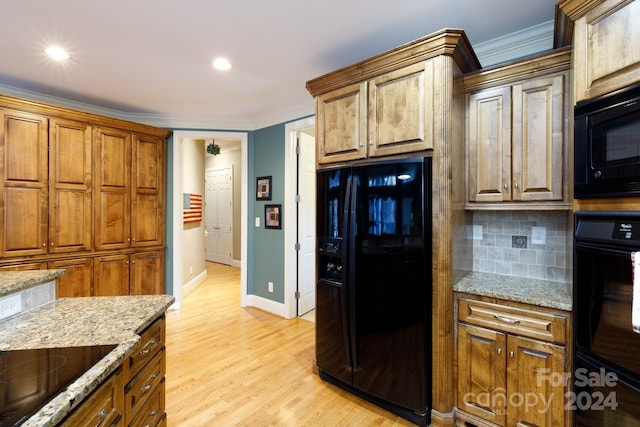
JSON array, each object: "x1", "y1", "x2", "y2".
[{"x1": 316, "y1": 157, "x2": 431, "y2": 426}]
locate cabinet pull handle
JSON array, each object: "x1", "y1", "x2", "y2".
[
  {"x1": 497, "y1": 348, "x2": 502, "y2": 355},
  {"x1": 139, "y1": 339, "x2": 157, "y2": 356},
  {"x1": 141, "y1": 384, "x2": 152, "y2": 394},
  {"x1": 95, "y1": 408, "x2": 108, "y2": 427},
  {"x1": 494, "y1": 314, "x2": 520, "y2": 324}
]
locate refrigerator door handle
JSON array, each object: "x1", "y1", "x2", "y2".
[
  {"x1": 348, "y1": 176, "x2": 358, "y2": 370},
  {"x1": 341, "y1": 177, "x2": 353, "y2": 368}
]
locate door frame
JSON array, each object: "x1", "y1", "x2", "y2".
[
  {"x1": 171, "y1": 130, "x2": 248, "y2": 310},
  {"x1": 284, "y1": 116, "x2": 315, "y2": 319}
]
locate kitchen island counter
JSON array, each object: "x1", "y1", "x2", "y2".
[{"x1": 0, "y1": 294, "x2": 174, "y2": 426}]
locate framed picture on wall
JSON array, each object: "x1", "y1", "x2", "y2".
[
  {"x1": 256, "y1": 176, "x2": 272, "y2": 200},
  {"x1": 264, "y1": 204, "x2": 281, "y2": 229}
]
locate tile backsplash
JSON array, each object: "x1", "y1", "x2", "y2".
[{"x1": 472, "y1": 211, "x2": 569, "y2": 283}]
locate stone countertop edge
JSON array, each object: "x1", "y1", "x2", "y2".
[
  {"x1": 0, "y1": 294, "x2": 175, "y2": 427},
  {"x1": 453, "y1": 271, "x2": 572, "y2": 312},
  {"x1": 0, "y1": 269, "x2": 65, "y2": 296}
]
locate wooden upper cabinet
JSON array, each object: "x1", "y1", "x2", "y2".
[
  {"x1": 307, "y1": 29, "x2": 481, "y2": 167},
  {"x1": 94, "y1": 126, "x2": 132, "y2": 250},
  {"x1": 49, "y1": 118, "x2": 93, "y2": 253},
  {"x1": 464, "y1": 48, "x2": 570, "y2": 209},
  {"x1": 559, "y1": 0, "x2": 640, "y2": 103},
  {"x1": 132, "y1": 134, "x2": 165, "y2": 247},
  {"x1": 368, "y1": 61, "x2": 433, "y2": 158},
  {"x1": 0, "y1": 110, "x2": 49, "y2": 257},
  {"x1": 316, "y1": 82, "x2": 367, "y2": 165},
  {"x1": 467, "y1": 87, "x2": 512, "y2": 203}
]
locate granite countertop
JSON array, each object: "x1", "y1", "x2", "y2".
[
  {"x1": 0, "y1": 294, "x2": 174, "y2": 427},
  {"x1": 0, "y1": 269, "x2": 65, "y2": 296},
  {"x1": 454, "y1": 271, "x2": 572, "y2": 311}
]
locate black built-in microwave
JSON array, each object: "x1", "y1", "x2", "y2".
[{"x1": 574, "y1": 82, "x2": 640, "y2": 198}]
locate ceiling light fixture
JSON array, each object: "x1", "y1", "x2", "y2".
[
  {"x1": 212, "y1": 57, "x2": 232, "y2": 71},
  {"x1": 45, "y1": 46, "x2": 70, "y2": 61}
]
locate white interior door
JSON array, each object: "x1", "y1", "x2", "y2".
[
  {"x1": 297, "y1": 131, "x2": 316, "y2": 315},
  {"x1": 205, "y1": 166, "x2": 233, "y2": 265}
]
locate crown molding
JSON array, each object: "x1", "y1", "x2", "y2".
[{"x1": 474, "y1": 20, "x2": 555, "y2": 67}]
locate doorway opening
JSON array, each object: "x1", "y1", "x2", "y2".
[{"x1": 171, "y1": 130, "x2": 248, "y2": 310}]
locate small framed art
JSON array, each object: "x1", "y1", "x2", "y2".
[
  {"x1": 264, "y1": 204, "x2": 281, "y2": 229},
  {"x1": 256, "y1": 176, "x2": 272, "y2": 200}
]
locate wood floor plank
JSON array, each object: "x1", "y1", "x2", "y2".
[{"x1": 165, "y1": 262, "x2": 415, "y2": 426}]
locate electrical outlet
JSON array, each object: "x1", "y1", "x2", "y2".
[
  {"x1": 0, "y1": 293, "x2": 22, "y2": 320},
  {"x1": 531, "y1": 226, "x2": 547, "y2": 245},
  {"x1": 473, "y1": 225, "x2": 483, "y2": 240},
  {"x1": 268, "y1": 282, "x2": 274, "y2": 293},
  {"x1": 189, "y1": 265, "x2": 193, "y2": 275}
]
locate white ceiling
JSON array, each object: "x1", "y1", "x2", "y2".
[{"x1": 0, "y1": 0, "x2": 558, "y2": 130}]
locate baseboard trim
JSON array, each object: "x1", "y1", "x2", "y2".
[{"x1": 245, "y1": 294, "x2": 286, "y2": 318}]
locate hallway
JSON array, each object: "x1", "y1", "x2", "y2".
[{"x1": 164, "y1": 262, "x2": 413, "y2": 426}]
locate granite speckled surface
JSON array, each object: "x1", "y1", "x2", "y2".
[
  {"x1": 454, "y1": 271, "x2": 572, "y2": 311},
  {"x1": 0, "y1": 269, "x2": 65, "y2": 296},
  {"x1": 0, "y1": 294, "x2": 174, "y2": 426}
]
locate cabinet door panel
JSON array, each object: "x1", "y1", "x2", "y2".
[
  {"x1": 93, "y1": 254, "x2": 129, "y2": 296},
  {"x1": 49, "y1": 119, "x2": 93, "y2": 253},
  {"x1": 368, "y1": 61, "x2": 432, "y2": 157},
  {"x1": 0, "y1": 111, "x2": 48, "y2": 257},
  {"x1": 457, "y1": 324, "x2": 507, "y2": 425},
  {"x1": 467, "y1": 87, "x2": 511, "y2": 202},
  {"x1": 49, "y1": 258, "x2": 92, "y2": 297},
  {"x1": 506, "y1": 335, "x2": 565, "y2": 427},
  {"x1": 316, "y1": 82, "x2": 367, "y2": 165},
  {"x1": 94, "y1": 127, "x2": 131, "y2": 250},
  {"x1": 132, "y1": 134, "x2": 164, "y2": 247},
  {"x1": 512, "y1": 75, "x2": 564, "y2": 202},
  {"x1": 130, "y1": 251, "x2": 164, "y2": 295}
]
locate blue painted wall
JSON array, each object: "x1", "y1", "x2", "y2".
[{"x1": 250, "y1": 123, "x2": 286, "y2": 302}]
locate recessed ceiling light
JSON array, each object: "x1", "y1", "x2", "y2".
[
  {"x1": 212, "y1": 57, "x2": 232, "y2": 71},
  {"x1": 45, "y1": 46, "x2": 70, "y2": 61}
]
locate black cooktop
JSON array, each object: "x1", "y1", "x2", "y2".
[{"x1": 0, "y1": 344, "x2": 117, "y2": 426}]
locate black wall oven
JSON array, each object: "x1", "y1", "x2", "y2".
[
  {"x1": 574, "y1": 82, "x2": 640, "y2": 198},
  {"x1": 574, "y1": 211, "x2": 640, "y2": 426}
]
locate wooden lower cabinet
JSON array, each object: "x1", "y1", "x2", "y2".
[
  {"x1": 123, "y1": 316, "x2": 166, "y2": 427},
  {"x1": 455, "y1": 296, "x2": 571, "y2": 427},
  {"x1": 61, "y1": 317, "x2": 166, "y2": 427},
  {"x1": 49, "y1": 257, "x2": 92, "y2": 297},
  {"x1": 60, "y1": 368, "x2": 124, "y2": 427},
  {"x1": 94, "y1": 250, "x2": 165, "y2": 296}
]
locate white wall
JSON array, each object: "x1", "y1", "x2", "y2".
[{"x1": 181, "y1": 138, "x2": 206, "y2": 286}]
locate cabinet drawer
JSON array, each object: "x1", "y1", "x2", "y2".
[
  {"x1": 61, "y1": 368, "x2": 123, "y2": 427},
  {"x1": 125, "y1": 317, "x2": 165, "y2": 380},
  {"x1": 128, "y1": 379, "x2": 165, "y2": 427},
  {"x1": 125, "y1": 349, "x2": 165, "y2": 420},
  {"x1": 458, "y1": 298, "x2": 567, "y2": 344}
]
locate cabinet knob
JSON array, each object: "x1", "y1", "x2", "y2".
[
  {"x1": 503, "y1": 184, "x2": 508, "y2": 190},
  {"x1": 42, "y1": 243, "x2": 46, "y2": 247},
  {"x1": 50, "y1": 242, "x2": 54, "y2": 246},
  {"x1": 497, "y1": 348, "x2": 502, "y2": 355},
  {"x1": 509, "y1": 351, "x2": 515, "y2": 358},
  {"x1": 514, "y1": 183, "x2": 519, "y2": 189}
]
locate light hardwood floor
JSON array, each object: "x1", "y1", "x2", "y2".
[{"x1": 165, "y1": 262, "x2": 414, "y2": 426}]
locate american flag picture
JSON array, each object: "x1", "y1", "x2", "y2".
[{"x1": 183, "y1": 193, "x2": 203, "y2": 223}]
